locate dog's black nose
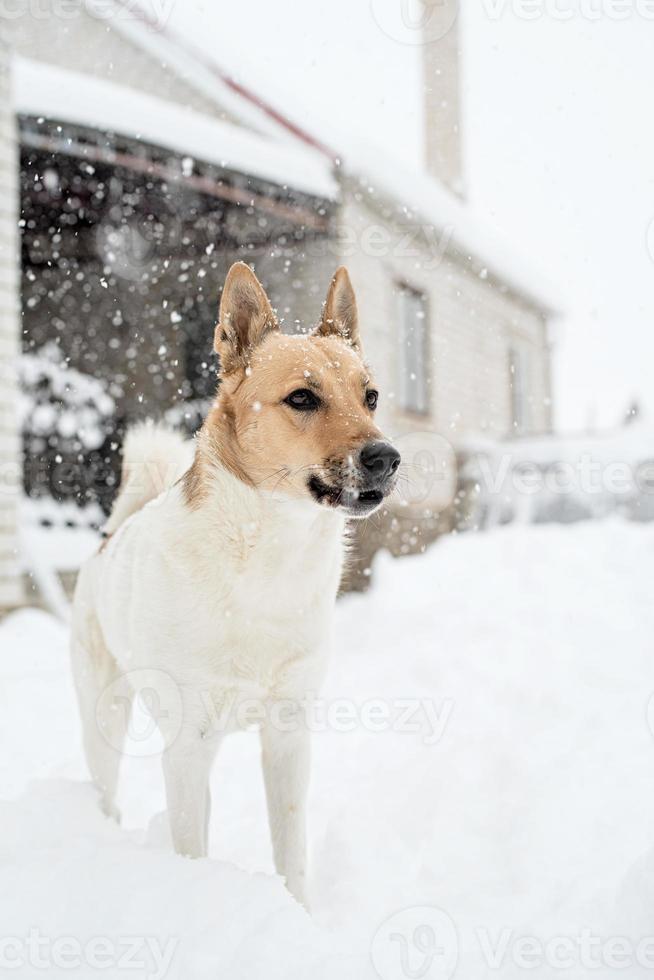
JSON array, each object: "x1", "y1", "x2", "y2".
[{"x1": 359, "y1": 440, "x2": 401, "y2": 485}]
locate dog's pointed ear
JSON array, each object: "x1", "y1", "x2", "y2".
[
  {"x1": 214, "y1": 262, "x2": 279, "y2": 374},
  {"x1": 316, "y1": 267, "x2": 362, "y2": 352}
]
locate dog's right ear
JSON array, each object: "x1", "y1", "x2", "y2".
[
  {"x1": 214, "y1": 263, "x2": 278, "y2": 374},
  {"x1": 316, "y1": 267, "x2": 361, "y2": 352}
]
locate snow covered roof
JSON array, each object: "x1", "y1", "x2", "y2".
[
  {"x1": 346, "y1": 162, "x2": 561, "y2": 315},
  {"x1": 102, "y1": 0, "x2": 560, "y2": 314},
  {"x1": 93, "y1": 0, "x2": 338, "y2": 161},
  {"x1": 12, "y1": 58, "x2": 338, "y2": 201},
  {"x1": 13, "y1": 0, "x2": 559, "y2": 313}
]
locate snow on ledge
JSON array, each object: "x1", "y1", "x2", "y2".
[{"x1": 11, "y1": 57, "x2": 339, "y2": 202}]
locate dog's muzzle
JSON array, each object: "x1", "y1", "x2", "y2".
[{"x1": 307, "y1": 440, "x2": 401, "y2": 517}]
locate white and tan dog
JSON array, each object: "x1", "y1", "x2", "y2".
[{"x1": 71, "y1": 262, "x2": 400, "y2": 907}]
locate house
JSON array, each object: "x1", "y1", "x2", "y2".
[{"x1": 0, "y1": 0, "x2": 557, "y2": 607}]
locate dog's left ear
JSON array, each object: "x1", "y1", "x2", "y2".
[
  {"x1": 214, "y1": 262, "x2": 279, "y2": 374},
  {"x1": 316, "y1": 267, "x2": 361, "y2": 352}
]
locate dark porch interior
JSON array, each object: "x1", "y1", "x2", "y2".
[{"x1": 19, "y1": 116, "x2": 336, "y2": 516}]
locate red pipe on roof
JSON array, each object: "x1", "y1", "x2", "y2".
[{"x1": 109, "y1": 0, "x2": 340, "y2": 164}]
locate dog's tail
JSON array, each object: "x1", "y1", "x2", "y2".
[{"x1": 104, "y1": 422, "x2": 194, "y2": 534}]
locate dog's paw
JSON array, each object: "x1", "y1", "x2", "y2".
[{"x1": 98, "y1": 795, "x2": 121, "y2": 824}]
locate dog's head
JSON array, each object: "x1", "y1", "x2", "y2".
[{"x1": 206, "y1": 262, "x2": 400, "y2": 518}]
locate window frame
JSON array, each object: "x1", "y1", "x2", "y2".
[
  {"x1": 396, "y1": 280, "x2": 431, "y2": 417},
  {"x1": 508, "y1": 342, "x2": 532, "y2": 434}
]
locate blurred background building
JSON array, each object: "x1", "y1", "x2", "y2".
[{"x1": 0, "y1": 0, "x2": 558, "y2": 607}]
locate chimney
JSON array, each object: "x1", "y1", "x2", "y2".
[{"x1": 422, "y1": 0, "x2": 464, "y2": 196}]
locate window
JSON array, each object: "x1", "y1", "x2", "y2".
[
  {"x1": 508, "y1": 344, "x2": 531, "y2": 433},
  {"x1": 397, "y1": 283, "x2": 430, "y2": 415}
]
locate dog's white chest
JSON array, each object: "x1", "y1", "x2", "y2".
[
  {"x1": 206, "y1": 505, "x2": 344, "y2": 693},
  {"x1": 97, "y1": 490, "x2": 346, "y2": 709}
]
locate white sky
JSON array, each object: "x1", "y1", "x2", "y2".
[{"x1": 169, "y1": 0, "x2": 654, "y2": 432}]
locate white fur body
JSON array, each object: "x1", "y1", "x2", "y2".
[{"x1": 71, "y1": 425, "x2": 346, "y2": 906}]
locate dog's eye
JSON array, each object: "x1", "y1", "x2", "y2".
[
  {"x1": 284, "y1": 388, "x2": 321, "y2": 411},
  {"x1": 365, "y1": 390, "x2": 379, "y2": 411}
]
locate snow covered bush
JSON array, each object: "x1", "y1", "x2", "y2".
[{"x1": 19, "y1": 343, "x2": 124, "y2": 516}]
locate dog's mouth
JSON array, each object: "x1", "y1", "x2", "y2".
[{"x1": 307, "y1": 475, "x2": 385, "y2": 516}]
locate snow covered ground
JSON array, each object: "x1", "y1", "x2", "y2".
[{"x1": 2, "y1": 520, "x2": 654, "y2": 978}]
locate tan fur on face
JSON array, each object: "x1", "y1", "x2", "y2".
[
  {"x1": 185, "y1": 264, "x2": 384, "y2": 507},
  {"x1": 220, "y1": 332, "x2": 380, "y2": 495}
]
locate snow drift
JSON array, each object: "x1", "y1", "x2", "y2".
[{"x1": 1, "y1": 521, "x2": 654, "y2": 977}]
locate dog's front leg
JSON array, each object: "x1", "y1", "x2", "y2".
[
  {"x1": 261, "y1": 719, "x2": 311, "y2": 908},
  {"x1": 163, "y1": 727, "x2": 220, "y2": 859}
]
